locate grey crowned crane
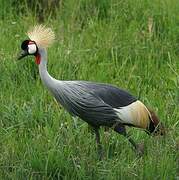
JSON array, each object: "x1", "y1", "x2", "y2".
[{"x1": 17, "y1": 25, "x2": 165, "y2": 156}]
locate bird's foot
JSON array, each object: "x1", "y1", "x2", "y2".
[{"x1": 136, "y1": 143, "x2": 145, "y2": 157}]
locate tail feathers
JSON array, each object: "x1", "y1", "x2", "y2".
[
  {"x1": 114, "y1": 100, "x2": 151, "y2": 129},
  {"x1": 147, "y1": 109, "x2": 160, "y2": 126}
]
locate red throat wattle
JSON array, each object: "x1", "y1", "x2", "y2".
[{"x1": 35, "y1": 54, "x2": 41, "y2": 65}]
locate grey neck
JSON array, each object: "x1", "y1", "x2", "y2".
[{"x1": 38, "y1": 48, "x2": 57, "y2": 90}]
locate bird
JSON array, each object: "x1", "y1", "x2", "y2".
[{"x1": 17, "y1": 25, "x2": 165, "y2": 156}]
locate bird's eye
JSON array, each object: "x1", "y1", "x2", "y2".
[{"x1": 28, "y1": 43, "x2": 37, "y2": 54}]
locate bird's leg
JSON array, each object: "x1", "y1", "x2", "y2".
[
  {"x1": 125, "y1": 134, "x2": 137, "y2": 150},
  {"x1": 72, "y1": 116, "x2": 78, "y2": 129},
  {"x1": 92, "y1": 127, "x2": 103, "y2": 159},
  {"x1": 113, "y1": 123, "x2": 144, "y2": 156},
  {"x1": 113, "y1": 124, "x2": 136, "y2": 149}
]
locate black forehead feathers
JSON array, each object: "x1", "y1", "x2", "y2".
[{"x1": 21, "y1": 40, "x2": 30, "y2": 50}]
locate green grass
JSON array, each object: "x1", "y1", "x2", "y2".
[{"x1": 0, "y1": 0, "x2": 179, "y2": 179}]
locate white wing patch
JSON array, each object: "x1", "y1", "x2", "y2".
[{"x1": 114, "y1": 100, "x2": 151, "y2": 129}]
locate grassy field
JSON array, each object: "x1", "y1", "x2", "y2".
[{"x1": 0, "y1": 0, "x2": 179, "y2": 179}]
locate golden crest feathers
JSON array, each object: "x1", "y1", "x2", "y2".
[{"x1": 27, "y1": 25, "x2": 55, "y2": 48}]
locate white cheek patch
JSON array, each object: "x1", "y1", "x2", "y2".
[{"x1": 28, "y1": 44, "x2": 37, "y2": 54}]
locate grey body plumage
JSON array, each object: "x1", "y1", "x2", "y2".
[{"x1": 49, "y1": 80, "x2": 137, "y2": 127}]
